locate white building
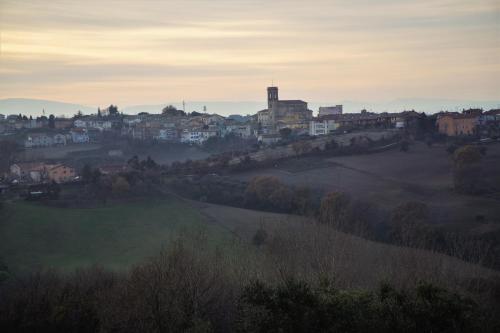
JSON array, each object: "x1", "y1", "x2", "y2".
[
  {"x1": 181, "y1": 129, "x2": 218, "y2": 144},
  {"x1": 10, "y1": 162, "x2": 47, "y2": 182},
  {"x1": 225, "y1": 124, "x2": 253, "y2": 138},
  {"x1": 24, "y1": 133, "x2": 54, "y2": 148},
  {"x1": 309, "y1": 119, "x2": 339, "y2": 136},
  {"x1": 53, "y1": 133, "x2": 68, "y2": 145},
  {"x1": 309, "y1": 120, "x2": 328, "y2": 136},
  {"x1": 73, "y1": 118, "x2": 112, "y2": 131},
  {"x1": 156, "y1": 127, "x2": 178, "y2": 141},
  {"x1": 70, "y1": 129, "x2": 90, "y2": 143}
]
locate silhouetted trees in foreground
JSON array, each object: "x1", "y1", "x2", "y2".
[
  {"x1": 238, "y1": 280, "x2": 478, "y2": 333},
  {"x1": 1, "y1": 240, "x2": 498, "y2": 333}
]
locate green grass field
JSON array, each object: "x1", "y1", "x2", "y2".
[{"x1": 0, "y1": 197, "x2": 233, "y2": 272}]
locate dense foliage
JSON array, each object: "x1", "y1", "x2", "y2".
[
  {"x1": 237, "y1": 280, "x2": 480, "y2": 333},
  {"x1": 0, "y1": 247, "x2": 494, "y2": 333}
]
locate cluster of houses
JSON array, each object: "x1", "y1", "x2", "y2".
[
  {"x1": 9, "y1": 162, "x2": 77, "y2": 184},
  {"x1": 2, "y1": 87, "x2": 499, "y2": 151},
  {"x1": 435, "y1": 108, "x2": 500, "y2": 137},
  {"x1": 309, "y1": 110, "x2": 422, "y2": 136}
]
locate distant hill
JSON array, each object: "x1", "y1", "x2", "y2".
[
  {"x1": 336, "y1": 98, "x2": 500, "y2": 114},
  {"x1": 122, "y1": 101, "x2": 266, "y2": 117},
  {"x1": 1, "y1": 98, "x2": 499, "y2": 118},
  {"x1": 0, "y1": 98, "x2": 96, "y2": 117}
]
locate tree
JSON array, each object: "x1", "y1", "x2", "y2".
[
  {"x1": 107, "y1": 105, "x2": 119, "y2": 116},
  {"x1": 291, "y1": 186, "x2": 315, "y2": 216},
  {"x1": 453, "y1": 145, "x2": 482, "y2": 194},
  {"x1": 318, "y1": 192, "x2": 351, "y2": 229},
  {"x1": 0, "y1": 140, "x2": 21, "y2": 173},
  {"x1": 162, "y1": 105, "x2": 185, "y2": 117},
  {"x1": 92, "y1": 169, "x2": 102, "y2": 184},
  {"x1": 127, "y1": 155, "x2": 141, "y2": 170},
  {"x1": 244, "y1": 176, "x2": 293, "y2": 212},
  {"x1": 48, "y1": 114, "x2": 55, "y2": 128},
  {"x1": 48, "y1": 181, "x2": 61, "y2": 199},
  {"x1": 453, "y1": 145, "x2": 482, "y2": 167},
  {"x1": 389, "y1": 201, "x2": 431, "y2": 247},
  {"x1": 252, "y1": 227, "x2": 268, "y2": 246},
  {"x1": 112, "y1": 176, "x2": 130, "y2": 194},
  {"x1": 143, "y1": 156, "x2": 157, "y2": 169},
  {"x1": 81, "y1": 164, "x2": 93, "y2": 183}
]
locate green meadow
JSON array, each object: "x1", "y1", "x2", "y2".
[{"x1": 0, "y1": 198, "x2": 233, "y2": 272}]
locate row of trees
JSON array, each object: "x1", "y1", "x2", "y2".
[
  {"x1": 69, "y1": 159, "x2": 162, "y2": 206},
  {"x1": 168, "y1": 175, "x2": 318, "y2": 216}
]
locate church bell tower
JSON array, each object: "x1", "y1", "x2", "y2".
[{"x1": 267, "y1": 86, "x2": 279, "y2": 110}]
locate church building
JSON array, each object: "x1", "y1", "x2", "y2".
[{"x1": 266, "y1": 86, "x2": 312, "y2": 130}]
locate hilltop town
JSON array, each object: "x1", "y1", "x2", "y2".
[{"x1": 1, "y1": 86, "x2": 499, "y2": 186}]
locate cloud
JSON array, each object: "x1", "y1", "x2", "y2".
[{"x1": 0, "y1": 0, "x2": 498, "y2": 105}]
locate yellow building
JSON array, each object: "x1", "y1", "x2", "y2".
[
  {"x1": 46, "y1": 164, "x2": 76, "y2": 183},
  {"x1": 436, "y1": 113, "x2": 478, "y2": 136}
]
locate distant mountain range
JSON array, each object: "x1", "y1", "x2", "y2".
[
  {"x1": 1, "y1": 98, "x2": 499, "y2": 118},
  {"x1": 0, "y1": 98, "x2": 96, "y2": 117}
]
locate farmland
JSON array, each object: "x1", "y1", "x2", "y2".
[
  {"x1": 13, "y1": 141, "x2": 210, "y2": 170},
  {"x1": 0, "y1": 197, "x2": 233, "y2": 272},
  {"x1": 1, "y1": 195, "x2": 496, "y2": 291},
  {"x1": 230, "y1": 142, "x2": 500, "y2": 232}
]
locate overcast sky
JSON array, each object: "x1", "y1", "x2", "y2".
[{"x1": 1, "y1": 0, "x2": 499, "y2": 106}]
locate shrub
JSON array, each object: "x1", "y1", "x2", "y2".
[
  {"x1": 452, "y1": 145, "x2": 482, "y2": 194},
  {"x1": 252, "y1": 227, "x2": 268, "y2": 246}
]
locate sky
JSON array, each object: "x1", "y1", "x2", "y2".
[{"x1": 0, "y1": 0, "x2": 499, "y2": 107}]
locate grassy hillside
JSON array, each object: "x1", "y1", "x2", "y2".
[
  {"x1": 193, "y1": 201, "x2": 497, "y2": 290},
  {"x1": 0, "y1": 198, "x2": 232, "y2": 272},
  {"x1": 0, "y1": 194, "x2": 496, "y2": 294}
]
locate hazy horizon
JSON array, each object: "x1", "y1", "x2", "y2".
[
  {"x1": 1, "y1": 96, "x2": 499, "y2": 118},
  {"x1": 1, "y1": 0, "x2": 499, "y2": 107}
]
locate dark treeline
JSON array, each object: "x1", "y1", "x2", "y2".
[
  {"x1": 0, "y1": 241, "x2": 498, "y2": 333},
  {"x1": 169, "y1": 175, "x2": 319, "y2": 216}
]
